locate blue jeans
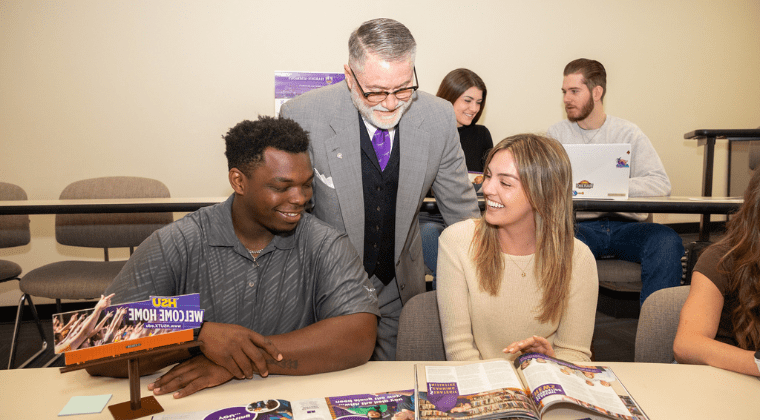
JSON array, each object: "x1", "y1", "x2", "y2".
[
  {"x1": 576, "y1": 218, "x2": 684, "y2": 306},
  {"x1": 419, "y1": 212, "x2": 445, "y2": 290}
]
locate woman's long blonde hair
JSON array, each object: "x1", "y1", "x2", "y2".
[
  {"x1": 714, "y1": 168, "x2": 760, "y2": 349},
  {"x1": 472, "y1": 134, "x2": 575, "y2": 323}
]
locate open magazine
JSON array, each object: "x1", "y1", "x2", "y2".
[
  {"x1": 415, "y1": 353, "x2": 648, "y2": 420},
  {"x1": 152, "y1": 390, "x2": 416, "y2": 420}
]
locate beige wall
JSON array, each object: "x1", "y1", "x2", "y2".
[{"x1": 2, "y1": 0, "x2": 759, "y2": 308}]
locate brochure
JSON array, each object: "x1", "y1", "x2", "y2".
[
  {"x1": 53, "y1": 293, "x2": 203, "y2": 365},
  {"x1": 151, "y1": 390, "x2": 416, "y2": 420},
  {"x1": 415, "y1": 353, "x2": 648, "y2": 420}
]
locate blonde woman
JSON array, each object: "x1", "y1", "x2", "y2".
[{"x1": 437, "y1": 134, "x2": 598, "y2": 362}]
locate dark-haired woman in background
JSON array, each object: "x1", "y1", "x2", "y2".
[
  {"x1": 436, "y1": 68, "x2": 493, "y2": 172},
  {"x1": 420, "y1": 69, "x2": 494, "y2": 288},
  {"x1": 674, "y1": 168, "x2": 760, "y2": 376}
]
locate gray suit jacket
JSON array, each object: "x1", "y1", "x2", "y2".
[{"x1": 281, "y1": 81, "x2": 480, "y2": 304}]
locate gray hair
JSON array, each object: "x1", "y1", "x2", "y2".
[{"x1": 348, "y1": 18, "x2": 416, "y2": 70}]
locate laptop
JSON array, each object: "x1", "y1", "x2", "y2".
[{"x1": 563, "y1": 143, "x2": 631, "y2": 200}]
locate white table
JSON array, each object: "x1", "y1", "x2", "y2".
[{"x1": 1, "y1": 361, "x2": 759, "y2": 419}]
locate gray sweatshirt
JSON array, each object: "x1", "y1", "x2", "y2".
[{"x1": 548, "y1": 115, "x2": 671, "y2": 221}]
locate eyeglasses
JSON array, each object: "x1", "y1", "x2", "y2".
[{"x1": 349, "y1": 66, "x2": 419, "y2": 104}]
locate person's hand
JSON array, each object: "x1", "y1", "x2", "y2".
[
  {"x1": 61, "y1": 313, "x2": 80, "y2": 333},
  {"x1": 503, "y1": 335, "x2": 556, "y2": 358},
  {"x1": 115, "y1": 307, "x2": 127, "y2": 324},
  {"x1": 127, "y1": 322, "x2": 150, "y2": 340},
  {"x1": 147, "y1": 355, "x2": 235, "y2": 399},
  {"x1": 102, "y1": 308, "x2": 127, "y2": 343},
  {"x1": 113, "y1": 325, "x2": 129, "y2": 342},
  {"x1": 53, "y1": 316, "x2": 62, "y2": 332},
  {"x1": 94, "y1": 293, "x2": 115, "y2": 312},
  {"x1": 126, "y1": 324, "x2": 141, "y2": 340},
  {"x1": 197, "y1": 322, "x2": 283, "y2": 380}
]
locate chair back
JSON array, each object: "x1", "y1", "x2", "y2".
[
  {"x1": 55, "y1": 177, "x2": 172, "y2": 249},
  {"x1": 634, "y1": 285, "x2": 690, "y2": 363},
  {"x1": 749, "y1": 140, "x2": 760, "y2": 171},
  {"x1": 0, "y1": 182, "x2": 31, "y2": 248},
  {"x1": 396, "y1": 290, "x2": 446, "y2": 361}
]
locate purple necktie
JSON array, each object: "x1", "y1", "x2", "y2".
[{"x1": 371, "y1": 128, "x2": 391, "y2": 171}]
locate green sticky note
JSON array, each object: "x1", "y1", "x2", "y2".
[{"x1": 58, "y1": 394, "x2": 112, "y2": 416}]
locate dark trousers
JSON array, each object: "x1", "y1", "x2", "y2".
[{"x1": 576, "y1": 218, "x2": 684, "y2": 306}]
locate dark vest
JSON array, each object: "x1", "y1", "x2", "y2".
[{"x1": 360, "y1": 118, "x2": 400, "y2": 285}]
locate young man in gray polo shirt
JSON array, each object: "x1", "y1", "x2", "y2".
[{"x1": 88, "y1": 116, "x2": 380, "y2": 398}]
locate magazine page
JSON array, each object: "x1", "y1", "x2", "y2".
[
  {"x1": 318, "y1": 390, "x2": 415, "y2": 420},
  {"x1": 417, "y1": 360, "x2": 540, "y2": 420},
  {"x1": 515, "y1": 353, "x2": 648, "y2": 420}
]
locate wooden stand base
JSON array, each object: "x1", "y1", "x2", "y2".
[
  {"x1": 60, "y1": 341, "x2": 200, "y2": 420},
  {"x1": 108, "y1": 396, "x2": 164, "y2": 420}
]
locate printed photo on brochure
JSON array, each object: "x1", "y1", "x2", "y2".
[{"x1": 53, "y1": 293, "x2": 203, "y2": 365}]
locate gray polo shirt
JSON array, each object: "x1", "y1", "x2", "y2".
[{"x1": 106, "y1": 195, "x2": 379, "y2": 336}]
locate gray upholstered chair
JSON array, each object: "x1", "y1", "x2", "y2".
[
  {"x1": 746, "y1": 127, "x2": 759, "y2": 177},
  {"x1": 596, "y1": 259, "x2": 643, "y2": 293},
  {"x1": 634, "y1": 285, "x2": 690, "y2": 363},
  {"x1": 1, "y1": 183, "x2": 49, "y2": 369},
  {"x1": 749, "y1": 141, "x2": 760, "y2": 171},
  {"x1": 8, "y1": 176, "x2": 172, "y2": 368},
  {"x1": 396, "y1": 290, "x2": 446, "y2": 361},
  {"x1": 0, "y1": 182, "x2": 31, "y2": 284}
]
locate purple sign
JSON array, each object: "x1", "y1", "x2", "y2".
[
  {"x1": 275, "y1": 71, "x2": 345, "y2": 99},
  {"x1": 104, "y1": 293, "x2": 204, "y2": 330},
  {"x1": 274, "y1": 71, "x2": 345, "y2": 115}
]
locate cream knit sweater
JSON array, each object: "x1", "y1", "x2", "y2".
[{"x1": 436, "y1": 219, "x2": 598, "y2": 362}]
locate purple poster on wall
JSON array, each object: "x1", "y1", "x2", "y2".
[{"x1": 274, "y1": 71, "x2": 345, "y2": 115}]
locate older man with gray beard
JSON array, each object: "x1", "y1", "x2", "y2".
[{"x1": 281, "y1": 18, "x2": 479, "y2": 361}]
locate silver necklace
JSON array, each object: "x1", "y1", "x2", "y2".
[
  {"x1": 578, "y1": 124, "x2": 602, "y2": 144},
  {"x1": 506, "y1": 253, "x2": 534, "y2": 277},
  {"x1": 577, "y1": 115, "x2": 606, "y2": 144}
]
